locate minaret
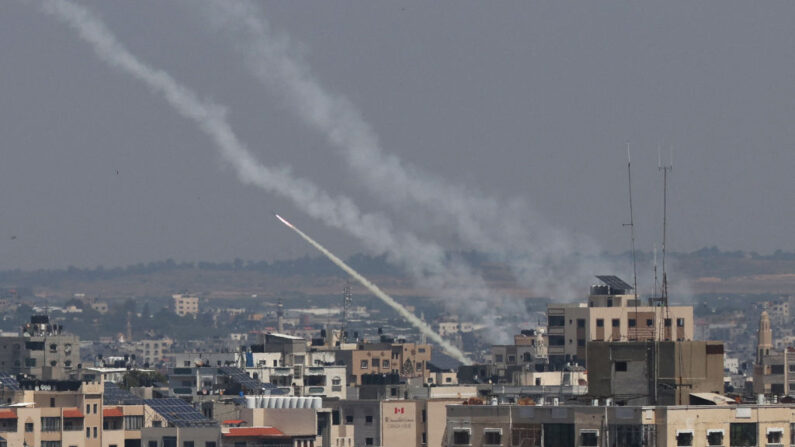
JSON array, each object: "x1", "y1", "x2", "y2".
[{"x1": 757, "y1": 311, "x2": 772, "y2": 364}]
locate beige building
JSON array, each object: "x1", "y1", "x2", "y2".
[
  {"x1": 335, "y1": 342, "x2": 432, "y2": 386},
  {"x1": 0, "y1": 375, "x2": 147, "y2": 447},
  {"x1": 547, "y1": 276, "x2": 694, "y2": 367},
  {"x1": 443, "y1": 403, "x2": 795, "y2": 447},
  {"x1": 173, "y1": 293, "x2": 199, "y2": 317}
]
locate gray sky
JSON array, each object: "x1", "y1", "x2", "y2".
[{"x1": 1, "y1": 1, "x2": 794, "y2": 271}]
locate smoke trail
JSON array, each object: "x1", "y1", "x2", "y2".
[
  {"x1": 195, "y1": 0, "x2": 617, "y2": 300},
  {"x1": 40, "y1": 0, "x2": 515, "y2": 343},
  {"x1": 276, "y1": 214, "x2": 471, "y2": 364}
]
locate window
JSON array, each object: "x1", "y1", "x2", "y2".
[
  {"x1": 495, "y1": 354, "x2": 504, "y2": 363},
  {"x1": 206, "y1": 443, "x2": 217, "y2": 447},
  {"x1": 628, "y1": 319, "x2": 636, "y2": 328},
  {"x1": 124, "y1": 415, "x2": 144, "y2": 429},
  {"x1": 93, "y1": 404, "x2": 97, "y2": 414},
  {"x1": 483, "y1": 429, "x2": 501, "y2": 445},
  {"x1": 729, "y1": 423, "x2": 756, "y2": 446},
  {"x1": 549, "y1": 336, "x2": 565, "y2": 346},
  {"x1": 345, "y1": 415, "x2": 353, "y2": 424},
  {"x1": 149, "y1": 442, "x2": 158, "y2": 447},
  {"x1": 25, "y1": 422, "x2": 33, "y2": 432},
  {"x1": 50, "y1": 397, "x2": 56, "y2": 407},
  {"x1": 596, "y1": 319, "x2": 604, "y2": 328},
  {"x1": 580, "y1": 430, "x2": 598, "y2": 446},
  {"x1": 163, "y1": 437, "x2": 177, "y2": 447},
  {"x1": 771, "y1": 364, "x2": 785, "y2": 374},
  {"x1": 86, "y1": 404, "x2": 90, "y2": 414},
  {"x1": 646, "y1": 319, "x2": 653, "y2": 327},
  {"x1": 453, "y1": 429, "x2": 470, "y2": 445},
  {"x1": 365, "y1": 438, "x2": 374, "y2": 446},
  {"x1": 360, "y1": 360, "x2": 368, "y2": 369},
  {"x1": 791, "y1": 423, "x2": 795, "y2": 446},
  {"x1": 706, "y1": 431, "x2": 723, "y2": 446},
  {"x1": 548, "y1": 316, "x2": 565, "y2": 327},
  {"x1": 577, "y1": 319, "x2": 585, "y2": 328},
  {"x1": 607, "y1": 299, "x2": 613, "y2": 307},
  {"x1": 41, "y1": 417, "x2": 61, "y2": 431},
  {"x1": 612, "y1": 319, "x2": 620, "y2": 328},
  {"x1": 422, "y1": 410, "x2": 427, "y2": 423},
  {"x1": 676, "y1": 431, "x2": 693, "y2": 446},
  {"x1": 766, "y1": 429, "x2": 783, "y2": 445},
  {"x1": 615, "y1": 361, "x2": 627, "y2": 372},
  {"x1": 50, "y1": 343, "x2": 58, "y2": 353},
  {"x1": 365, "y1": 415, "x2": 373, "y2": 424},
  {"x1": 382, "y1": 360, "x2": 389, "y2": 368},
  {"x1": 93, "y1": 426, "x2": 97, "y2": 438},
  {"x1": 664, "y1": 318, "x2": 672, "y2": 327},
  {"x1": 577, "y1": 339, "x2": 585, "y2": 347},
  {"x1": 42, "y1": 442, "x2": 62, "y2": 447},
  {"x1": 677, "y1": 318, "x2": 685, "y2": 327},
  {"x1": 184, "y1": 442, "x2": 195, "y2": 447}
]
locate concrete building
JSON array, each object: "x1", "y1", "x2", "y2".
[
  {"x1": 0, "y1": 315, "x2": 80, "y2": 380},
  {"x1": 587, "y1": 340, "x2": 725, "y2": 406},
  {"x1": 245, "y1": 364, "x2": 347, "y2": 398},
  {"x1": 172, "y1": 293, "x2": 199, "y2": 317},
  {"x1": 0, "y1": 374, "x2": 148, "y2": 447},
  {"x1": 334, "y1": 341, "x2": 432, "y2": 386},
  {"x1": 754, "y1": 310, "x2": 795, "y2": 397},
  {"x1": 547, "y1": 276, "x2": 694, "y2": 367},
  {"x1": 442, "y1": 403, "x2": 795, "y2": 447},
  {"x1": 327, "y1": 398, "x2": 457, "y2": 447}
]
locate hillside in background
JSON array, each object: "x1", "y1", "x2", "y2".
[{"x1": 1, "y1": 247, "x2": 793, "y2": 300}]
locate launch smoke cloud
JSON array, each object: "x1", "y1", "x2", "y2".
[
  {"x1": 41, "y1": 0, "x2": 515, "y2": 344},
  {"x1": 197, "y1": 0, "x2": 618, "y2": 300}
]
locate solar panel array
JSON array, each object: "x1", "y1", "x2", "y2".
[
  {"x1": 596, "y1": 275, "x2": 634, "y2": 291},
  {"x1": 103, "y1": 382, "x2": 144, "y2": 405},
  {"x1": 144, "y1": 398, "x2": 218, "y2": 428},
  {"x1": 0, "y1": 373, "x2": 20, "y2": 390},
  {"x1": 218, "y1": 366, "x2": 274, "y2": 393}
]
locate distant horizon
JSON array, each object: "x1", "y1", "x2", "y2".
[{"x1": 1, "y1": 244, "x2": 792, "y2": 273}]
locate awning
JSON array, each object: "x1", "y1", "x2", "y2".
[
  {"x1": 767, "y1": 427, "x2": 784, "y2": 434},
  {"x1": 224, "y1": 427, "x2": 287, "y2": 438},
  {"x1": 0, "y1": 410, "x2": 16, "y2": 419},
  {"x1": 706, "y1": 429, "x2": 724, "y2": 435},
  {"x1": 223, "y1": 419, "x2": 246, "y2": 425},
  {"x1": 103, "y1": 407, "x2": 124, "y2": 418},
  {"x1": 63, "y1": 408, "x2": 84, "y2": 418}
]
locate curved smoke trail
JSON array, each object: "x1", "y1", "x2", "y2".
[
  {"x1": 197, "y1": 0, "x2": 617, "y2": 299},
  {"x1": 40, "y1": 0, "x2": 517, "y2": 344}
]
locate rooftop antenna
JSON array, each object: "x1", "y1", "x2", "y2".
[
  {"x1": 658, "y1": 146, "x2": 673, "y2": 308},
  {"x1": 340, "y1": 280, "x2": 352, "y2": 344},
  {"x1": 623, "y1": 142, "x2": 639, "y2": 340},
  {"x1": 653, "y1": 244, "x2": 659, "y2": 299}
]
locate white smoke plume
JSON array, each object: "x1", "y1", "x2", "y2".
[
  {"x1": 40, "y1": 0, "x2": 518, "y2": 343},
  {"x1": 195, "y1": 0, "x2": 620, "y2": 300}
]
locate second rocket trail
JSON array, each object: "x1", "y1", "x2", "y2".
[{"x1": 275, "y1": 214, "x2": 472, "y2": 365}]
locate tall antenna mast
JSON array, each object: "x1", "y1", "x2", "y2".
[
  {"x1": 653, "y1": 244, "x2": 659, "y2": 299},
  {"x1": 623, "y1": 142, "x2": 639, "y2": 340},
  {"x1": 658, "y1": 147, "x2": 673, "y2": 308},
  {"x1": 340, "y1": 280, "x2": 352, "y2": 344}
]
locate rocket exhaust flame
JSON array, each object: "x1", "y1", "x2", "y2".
[{"x1": 275, "y1": 214, "x2": 472, "y2": 365}]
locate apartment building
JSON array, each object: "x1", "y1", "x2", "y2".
[
  {"x1": 172, "y1": 294, "x2": 199, "y2": 317},
  {"x1": 0, "y1": 315, "x2": 80, "y2": 380},
  {"x1": 443, "y1": 403, "x2": 795, "y2": 447},
  {"x1": 245, "y1": 364, "x2": 347, "y2": 398},
  {"x1": 547, "y1": 276, "x2": 693, "y2": 367},
  {"x1": 335, "y1": 341, "x2": 432, "y2": 386},
  {"x1": 0, "y1": 374, "x2": 148, "y2": 447}
]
